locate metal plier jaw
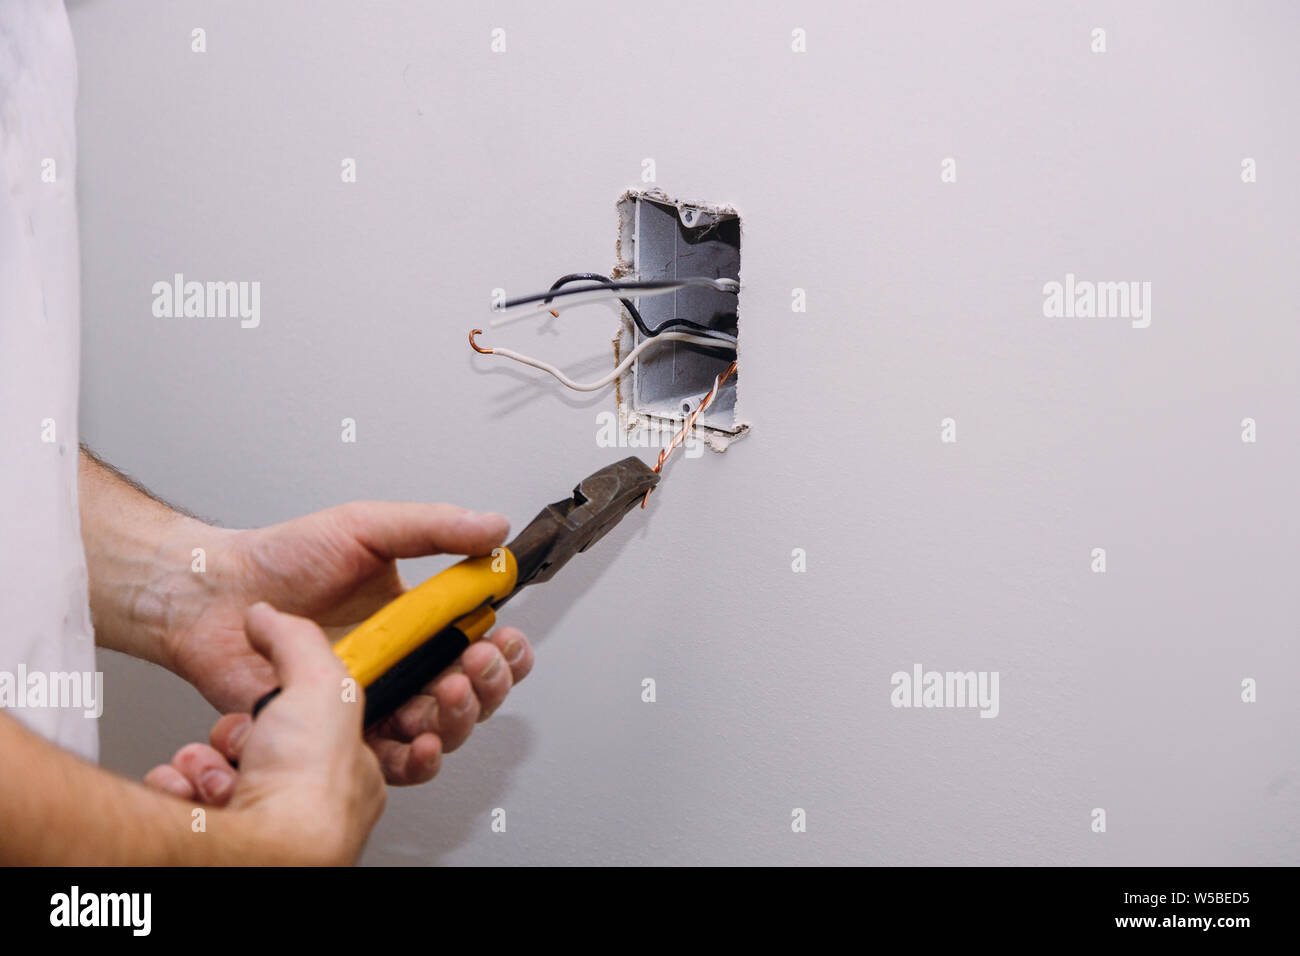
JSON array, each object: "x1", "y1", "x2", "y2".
[{"x1": 498, "y1": 456, "x2": 659, "y2": 605}]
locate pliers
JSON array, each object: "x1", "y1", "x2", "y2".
[{"x1": 253, "y1": 457, "x2": 659, "y2": 726}]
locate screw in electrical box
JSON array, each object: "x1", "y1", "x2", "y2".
[{"x1": 614, "y1": 190, "x2": 746, "y2": 442}]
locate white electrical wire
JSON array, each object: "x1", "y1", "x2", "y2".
[{"x1": 478, "y1": 331, "x2": 736, "y2": 393}]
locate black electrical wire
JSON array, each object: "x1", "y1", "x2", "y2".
[{"x1": 508, "y1": 272, "x2": 736, "y2": 340}]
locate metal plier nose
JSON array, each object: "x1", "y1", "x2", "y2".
[{"x1": 501, "y1": 456, "x2": 659, "y2": 602}]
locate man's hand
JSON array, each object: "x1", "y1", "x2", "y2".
[
  {"x1": 0, "y1": 603, "x2": 385, "y2": 865},
  {"x1": 150, "y1": 604, "x2": 387, "y2": 863},
  {"x1": 79, "y1": 450, "x2": 534, "y2": 785},
  {"x1": 162, "y1": 503, "x2": 535, "y2": 785}
]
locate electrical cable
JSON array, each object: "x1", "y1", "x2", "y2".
[
  {"x1": 491, "y1": 274, "x2": 738, "y2": 343},
  {"x1": 469, "y1": 327, "x2": 734, "y2": 393},
  {"x1": 541, "y1": 273, "x2": 736, "y2": 339},
  {"x1": 500, "y1": 274, "x2": 737, "y2": 311}
]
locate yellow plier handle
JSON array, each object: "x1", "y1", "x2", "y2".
[
  {"x1": 252, "y1": 549, "x2": 517, "y2": 725},
  {"x1": 335, "y1": 549, "x2": 517, "y2": 686},
  {"x1": 250, "y1": 456, "x2": 661, "y2": 728}
]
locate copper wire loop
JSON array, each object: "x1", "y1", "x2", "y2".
[
  {"x1": 468, "y1": 328, "x2": 493, "y2": 354},
  {"x1": 642, "y1": 361, "x2": 738, "y2": 508}
]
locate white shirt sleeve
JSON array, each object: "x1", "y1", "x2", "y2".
[{"x1": 0, "y1": 0, "x2": 98, "y2": 762}]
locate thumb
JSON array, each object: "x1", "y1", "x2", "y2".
[
  {"x1": 244, "y1": 602, "x2": 343, "y2": 687},
  {"x1": 335, "y1": 501, "x2": 509, "y2": 559}
]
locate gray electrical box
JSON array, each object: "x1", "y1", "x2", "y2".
[{"x1": 616, "y1": 192, "x2": 741, "y2": 434}]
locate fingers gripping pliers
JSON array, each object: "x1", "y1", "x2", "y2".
[{"x1": 253, "y1": 457, "x2": 658, "y2": 726}]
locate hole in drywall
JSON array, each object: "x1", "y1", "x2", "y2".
[{"x1": 617, "y1": 193, "x2": 742, "y2": 435}]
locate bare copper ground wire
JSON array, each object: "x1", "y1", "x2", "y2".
[{"x1": 642, "y1": 361, "x2": 738, "y2": 508}]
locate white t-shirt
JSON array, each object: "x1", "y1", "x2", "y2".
[{"x1": 0, "y1": 0, "x2": 97, "y2": 761}]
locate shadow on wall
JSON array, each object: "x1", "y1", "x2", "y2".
[
  {"x1": 365, "y1": 494, "x2": 653, "y2": 864},
  {"x1": 369, "y1": 714, "x2": 536, "y2": 864},
  {"x1": 466, "y1": 311, "x2": 623, "y2": 418}
]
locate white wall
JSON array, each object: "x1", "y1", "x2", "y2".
[{"x1": 69, "y1": 0, "x2": 1299, "y2": 865}]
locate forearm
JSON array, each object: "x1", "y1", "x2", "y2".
[
  {"x1": 0, "y1": 712, "x2": 267, "y2": 864},
  {"x1": 78, "y1": 446, "x2": 233, "y2": 667}
]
